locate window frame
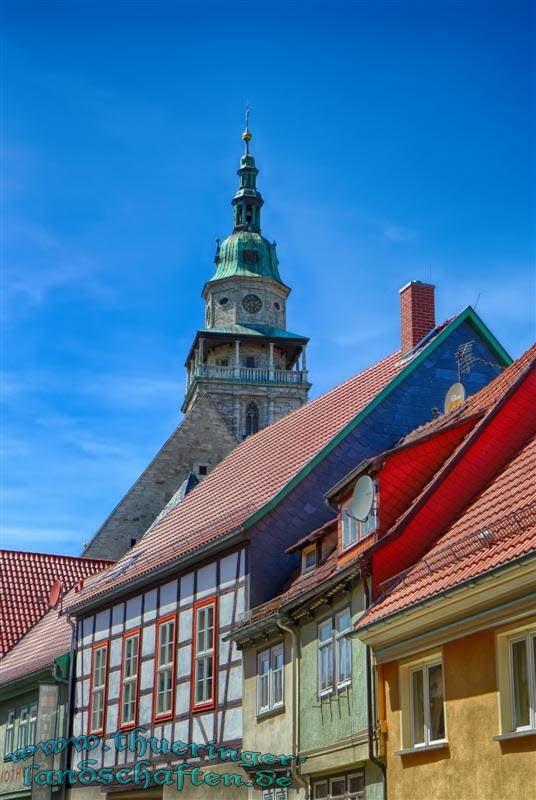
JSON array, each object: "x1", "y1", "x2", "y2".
[
  {"x1": 312, "y1": 771, "x2": 365, "y2": 799},
  {"x1": 28, "y1": 704, "x2": 37, "y2": 746},
  {"x1": 191, "y1": 597, "x2": 217, "y2": 712},
  {"x1": 408, "y1": 661, "x2": 446, "y2": 748},
  {"x1": 318, "y1": 606, "x2": 352, "y2": 697},
  {"x1": 152, "y1": 613, "x2": 177, "y2": 723},
  {"x1": 340, "y1": 481, "x2": 378, "y2": 551},
  {"x1": 5, "y1": 710, "x2": 15, "y2": 756},
  {"x1": 302, "y1": 544, "x2": 317, "y2": 573},
  {"x1": 119, "y1": 629, "x2": 141, "y2": 730},
  {"x1": 88, "y1": 641, "x2": 109, "y2": 736},
  {"x1": 508, "y1": 631, "x2": 536, "y2": 731},
  {"x1": 257, "y1": 642, "x2": 285, "y2": 716}
]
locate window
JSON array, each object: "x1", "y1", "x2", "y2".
[
  {"x1": 154, "y1": 615, "x2": 176, "y2": 721},
  {"x1": 302, "y1": 545, "x2": 317, "y2": 572},
  {"x1": 216, "y1": 358, "x2": 229, "y2": 367},
  {"x1": 245, "y1": 402, "x2": 259, "y2": 436},
  {"x1": 28, "y1": 705, "x2": 37, "y2": 745},
  {"x1": 244, "y1": 356, "x2": 256, "y2": 368},
  {"x1": 198, "y1": 464, "x2": 208, "y2": 476},
  {"x1": 17, "y1": 708, "x2": 29, "y2": 750},
  {"x1": 120, "y1": 631, "x2": 140, "y2": 728},
  {"x1": 192, "y1": 598, "x2": 217, "y2": 710},
  {"x1": 509, "y1": 632, "x2": 536, "y2": 730},
  {"x1": 313, "y1": 771, "x2": 364, "y2": 799},
  {"x1": 341, "y1": 485, "x2": 378, "y2": 550},
  {"x1": 318, "y1": 608, "x2": 352, "y2": 695},
  {"x1": 89, "y1": 642, "x2": 108, "y2": 735},
  {"x1": 5, "y1": 711, "x2": 14, "y2": 756},
  {"x1": 262, "y1": 789, "x2": 288, "y2": 800},
  {"x1": 410, "y1": 662, "x2": 445, "y2": 746},
  {"x1": 257, "y1": 643, "x2": 284, "y2": 714}
]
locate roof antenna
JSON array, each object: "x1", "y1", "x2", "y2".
[{"x1": 474, "y1": 291, "x2": 482, "y2": 311}]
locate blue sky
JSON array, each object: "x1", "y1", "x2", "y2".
[{"x1": 2, "y1": 0, "x2": 534, "y2": 556}]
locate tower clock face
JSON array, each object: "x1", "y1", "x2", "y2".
[{"x1": 242, "y1": 294, "x2": 263, "y2": 314}]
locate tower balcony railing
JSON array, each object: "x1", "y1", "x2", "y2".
[{"x1": 191, "y1": 364, "x2": 308, "y2": 385}]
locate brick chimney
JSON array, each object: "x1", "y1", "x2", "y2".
[{"x1": 399, "y1": 280, "x2": 436, "y2": 354}]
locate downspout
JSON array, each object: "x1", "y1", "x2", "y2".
[
  {"x1": 60, "y1": 613, "x2": 78, "y2": 800},
  {"x1": 360, "y1": 561, "x2": 387, "y2": 800},
  {"x1": 276, "y1": 617, "x2": 309, "y2": 799}
]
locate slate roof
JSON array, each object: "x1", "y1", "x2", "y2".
[
  {"x1": 0, "y1": 551, "x2": 112, "y2": 657},
  {"x1": 0, "y1": 606, "x2": 71, "y2": 685},
  {"x1": 356, "y1": 345, "x2": 536, "y2": 630},
  {"x1": 67, "y1": 347, "x2": 407, "y2": 610}
]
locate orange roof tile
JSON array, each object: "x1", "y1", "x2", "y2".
[{"x1": 0, "y1": 551, "x2": 112, "y2": 657}]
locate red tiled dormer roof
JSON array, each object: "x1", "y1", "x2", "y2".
[
  {"x1": 368, "y1": 344, "x2": 535, "y2": 590},
  {"x1": 356, "y1": 435, "x2": 536, "y2": 629},
  {"x1": 356, "y1": 345, "x2": 536, "y2": 630},
  {"x1": 0, "y1": 551, "x2": 112, "y2": 657}
]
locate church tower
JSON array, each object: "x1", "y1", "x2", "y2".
[
  {"x1": 83, "y1": 122, "x2": 311, "y2": 560},
  {"x1": 182, "y1": 119, "x2": 311, "y2": 439}
]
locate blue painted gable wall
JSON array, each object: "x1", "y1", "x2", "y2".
[{"x1": 248, "y1": 318, "x2": 507, "y2": 608}]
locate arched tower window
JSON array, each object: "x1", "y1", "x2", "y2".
[{"x1": 245, "y1": 402, "x2": 259, "y2": 437}]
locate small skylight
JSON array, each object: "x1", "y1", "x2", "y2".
[{"x1": 105, "y1": 552, "x2": 142, "y2": 582}]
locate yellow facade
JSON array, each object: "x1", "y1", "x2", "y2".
[{"x1": 382, "y1": 619, "x2": 536, "y2": 800}]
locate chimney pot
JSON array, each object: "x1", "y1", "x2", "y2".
[{"x1": 399, "y1": 280, "x2": 436, "y2": 353}]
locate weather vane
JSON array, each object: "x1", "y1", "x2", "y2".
[{"x1": 242, "y1": 104, "x2": 252, "y2": 154}]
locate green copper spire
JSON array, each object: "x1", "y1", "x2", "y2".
[
  {"x1": 209, "y1": 118, "x2": 283, "y2": 285},
  {"x1": 232, "y1": 111, "x2": 263, "y2": 233}
]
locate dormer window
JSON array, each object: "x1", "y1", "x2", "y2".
[
  {"x1": 302, "y1": 545, "x2": 317, "y2": 572},
  {"x1": 341, "y1": 480, "x2": 378, "y2": 550}
]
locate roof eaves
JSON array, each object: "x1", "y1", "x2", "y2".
[
  {"x1": 66, "y1": 525, "x2": 250, "y2": 615},
  {"x1": 354, "y1": 548, "x2": 536, "y2": 636},
  {"x1": 230, "y1": 556, "x2": 363, "y2": 642}
]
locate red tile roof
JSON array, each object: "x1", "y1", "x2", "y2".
[
  {"x1": 67, "y1": 348, "x2": 408, "y2": 610},
  {"x1": 0, "y1": 551, "x2": 112, "y2": 657},
  {"x1": 0, "y1": 606, "x2": 71, "y2": 685},
  {"x1": 356, "y1": 347, "x2": 536, "y2": 629}
]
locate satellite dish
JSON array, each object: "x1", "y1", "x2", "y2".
[
  {"x1": 350, "y1": 475, "x2": 374, "y2": 521},
  {"x1": 444, "y1": 382, "x2": 466, "y2": 414},
  {"x1": 47, "y1": 579, "x2": 63, "y2": 608}
]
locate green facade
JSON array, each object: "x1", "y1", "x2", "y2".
[{"x1": 297, "y1": 584, "x2": 384, "y2": 799}]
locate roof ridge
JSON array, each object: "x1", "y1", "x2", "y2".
[{"x1": 0, "y1": 549, "x2": 113, "y2": 563}]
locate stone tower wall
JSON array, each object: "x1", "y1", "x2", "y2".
[{"x1": 82, "y1": 393, "x2": 238, "y2": 560}]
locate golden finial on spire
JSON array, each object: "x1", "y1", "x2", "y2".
[{"x1": 242, "y1": 105, "x2": 252, "y2": 153}]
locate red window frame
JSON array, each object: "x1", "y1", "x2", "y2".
[
  {"x1": 191, "y1": 596, "x2": 218, "y2": 712},
  {"x1": 88, "y1": 640, "x2": 109, "y2": 736},
  {"x1": 152, "y1": 613, "x2": 177, "y2": 723},
  {"x1": 118, "y1": 628, "x2": 141, "y2": 730}
]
